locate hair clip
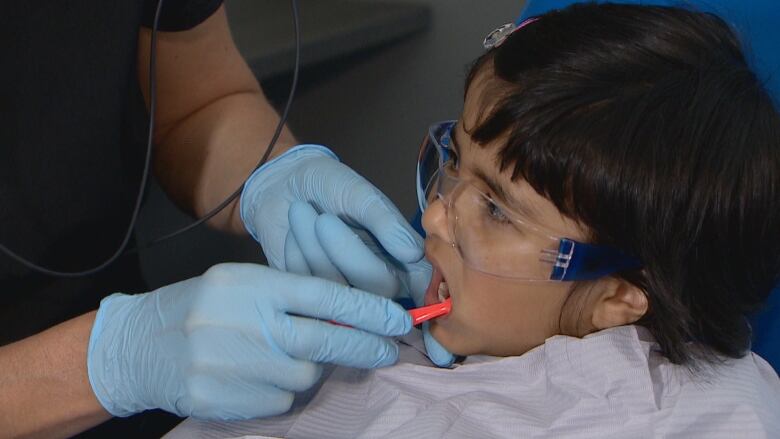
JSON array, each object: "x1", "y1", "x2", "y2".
[{"x1": 482, "y1": 17, "x2": 540, "y2": 50}]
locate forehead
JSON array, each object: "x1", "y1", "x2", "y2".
[
  {"x1": 454, "y1": 68, "x2": 588, "y2": 241},
  {"x1": 462, "y1": 65, "x2": 503, "y2": 133}
]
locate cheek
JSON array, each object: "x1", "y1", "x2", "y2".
[{"x1": 447, "y1": 272, "x2": 573, "y2": 356}]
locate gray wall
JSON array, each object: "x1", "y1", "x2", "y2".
[{"x1": 135, "y1": 0, "x2": 524, "y2": 289}]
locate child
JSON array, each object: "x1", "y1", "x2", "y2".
[
  {"x1": 168, "y1": 3, "x2": 780, "y2": 437},
  {"x1": 415, "y1": 2, "x2": 780, "y2": 366}
]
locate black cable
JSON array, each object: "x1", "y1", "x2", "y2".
[{"x1": 0, "y1": 0, "x2": 301, "y2": 276}]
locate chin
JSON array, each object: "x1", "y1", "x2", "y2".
[{"x1": 428, "y1": 320, "x2": 476, "y2": 357}]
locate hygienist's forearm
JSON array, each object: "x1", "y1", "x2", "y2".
[
  {"x1": 137, "y1": 6, "x2": 297, "y2": 234},
  {"x1": 153, "y1": 89, "x2": 297, "y2": 234},
  {"x1": 0, "y1": 311, "x2": 111, "y2": 439}
]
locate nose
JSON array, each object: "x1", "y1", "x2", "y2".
[{"x1": 421, "y1": 196, "x2": 454, "y2": 244}]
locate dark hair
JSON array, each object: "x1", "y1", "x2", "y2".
[{"x1": 465, "y1": 3, "x2": 780, "y2": 365}]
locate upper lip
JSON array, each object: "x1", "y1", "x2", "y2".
[
  {"x1": 424, "y1": 241, "x2": 446, "y2": 281},
  {"x1": 424, "y1": 241, "x2": 451, "y2": 297}
]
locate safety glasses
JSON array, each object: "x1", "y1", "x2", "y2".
[{"x1": 416, "y1": 120, "x2": 641, "y2": 282}]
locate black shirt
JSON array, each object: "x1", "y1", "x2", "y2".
[
  {"x1": 0, "y1": 0, "x2": 222, "y2": 345},
  {"x1": 2, "y1": 2, "x2": 223, "y2": 437}
]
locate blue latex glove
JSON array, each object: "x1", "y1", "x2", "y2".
[
  {"x1": 285, "y1": 201, "x2": 455, "y2": 367},
  {"x1": 240, "y1": 144, "x2": 423, "y2": 272},
  {"x1": 87, "y1": 263, "x2": 412, "y2": 420}
]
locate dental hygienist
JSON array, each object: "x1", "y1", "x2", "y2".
[{"x1": 0, "y1": 2, "x2": 421, "y2": 437}]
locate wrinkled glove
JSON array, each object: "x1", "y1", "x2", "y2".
[
  {"x1": 240, "y1": 144, "x2": 423, "y2": 272},
  {"x1": 87, "y1": 263, "x2": 412, "y2": 420},
  {"x1": 285, "y1": 201, "x2": 455, "y2": 367}
]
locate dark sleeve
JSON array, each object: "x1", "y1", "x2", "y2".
[{"x1": 141, "y1": 0, "x2": 224, "y2": 31}]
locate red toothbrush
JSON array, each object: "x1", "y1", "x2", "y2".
[{"x1": 329, "y1": 298, "x2": 452, "y2": 328}]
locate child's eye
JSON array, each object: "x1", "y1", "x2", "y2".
[
  {"x1": 442, "y1": 154, "x2": 459, "y2": 177},
  {"x1": 483, "y1": 198, "x2": 512, "y2": 225},
  {"x1": 447, "y1": 149, "x2": 459, "y2": 168}
]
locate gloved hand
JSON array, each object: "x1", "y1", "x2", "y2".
[
  {"x1": 240, "y1": 144, "x2": 423, "y2": 272},
  {"x1": 87, "y1": 263, "x2": 412, "y2": 420},
  {"x1": 284, "y1": 201, "x2": 456, "y2": 367}
]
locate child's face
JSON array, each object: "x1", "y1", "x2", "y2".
[{"x1": 421, "y1": 74, "x2": 591, "y2": 357}]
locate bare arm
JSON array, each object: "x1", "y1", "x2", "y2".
[
  {"x1": 137, "y1": 5, "x2": 297, "y2": 234},
  {"x1": 0, "y1": 312, "x2": 110, "y2": 438}
]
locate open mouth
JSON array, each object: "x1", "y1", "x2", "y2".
[{"x1": 424, "y1": 265, "x2": 451, "y2": 307}]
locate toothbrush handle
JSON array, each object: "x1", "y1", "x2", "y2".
[
  {"x1": 328, "y1": 298, "x2": 452, "y2": 328},
  {"x1": 409, "y1": 298, "x2": 452, "y2": 325}
]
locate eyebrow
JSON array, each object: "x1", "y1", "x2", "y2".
[
  {"x1": 451, "y1": 124, "x2": 541, "y2": 223},
  {"x1": 473, "y1": 168, "x2": 542, "y2": 223}
]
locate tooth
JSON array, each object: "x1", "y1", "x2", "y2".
[{"x1": 438, "y1": 281, "x2": 449, "y2": 302}]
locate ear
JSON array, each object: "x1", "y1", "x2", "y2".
[{"x1": 590, "y1": 279, "x2": 648, "y2": 330}]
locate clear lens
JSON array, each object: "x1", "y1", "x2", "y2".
[
  {"x1": 417, "y1": 121, "x2": 455, "y2": 210},
  {"x1": 433, "y1": 161, "x2": 561, "y2": 280},
  {"x1": 453, "y1": 185, "x2": 560, "y2": 279},
  {"x1": 417, "y1": 140, "x2": 440, "y2": 209}
]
